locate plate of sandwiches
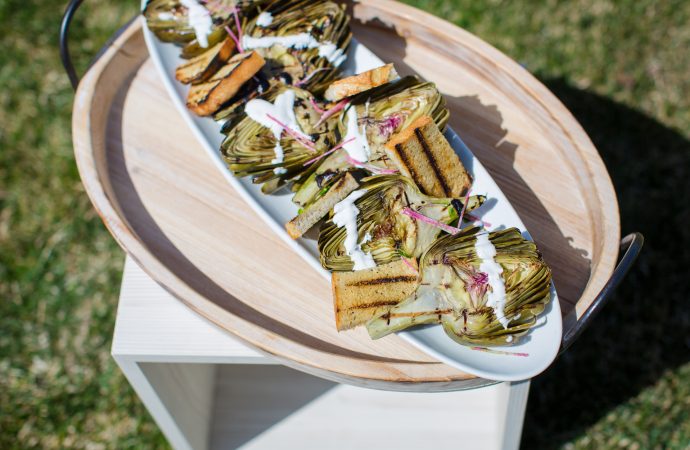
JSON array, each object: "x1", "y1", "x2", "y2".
[{"x1": 141, "y1": 0, "x2": 562, "y2": 381}]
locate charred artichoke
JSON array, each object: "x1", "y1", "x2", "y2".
[
  {"x1": 367, "y1": 226, "x2": 552, "y2": 346},
  {"x1": 240, "y1": 0, "x2": 352, "y2": 93},
  {"x1": 291, "y1": 77, "x2": 449, "y2": 207},
  {"x1": 220, "y1": 84, "x2": 341, "y2": 191},
  {"x1": 318, "y1": 175, "x2": 485, "y2": 271}
]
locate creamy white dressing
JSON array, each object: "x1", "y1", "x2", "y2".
[
  {"x1": 256, "y1": 11, "x2": 273, "y2": 27},
  {"x1": 180, "y1": 0, "x2": 213, "y2": 48},
  {"x1": 333, "y1": 191, "x2": 376, "y2": 271},
  {"x1": 244, "y1": 90, "x2": 309, "y2": 174},
  {"x1": 474, "y1": 233, "x2": 509, "y2": 328},
  {"x1": 317, "y1": 42, "x2": 347, "y2": 66},
  {"x1": 157, "y1": 12, "x2": 175, "y2": 20},
  {"x1": 241, "y1": 33, "x2": 346, "y2": 66},
  {"x1": 342, "y1": 107, "x2": 371, "y2": 162}
]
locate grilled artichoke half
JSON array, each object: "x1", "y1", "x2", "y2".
[
  {"x1": 211, "y1": 0, "x2": 352, "y2": 121},
  {"x1": 241, "y1": 0, "x2": 352, "y2": 93},
  {"x1": 144, "y1": 0, "x2": 235, "y2": 47},
  {"x1": 220, "y1": 84, "x2": 341, "y2": 192},
  {"x1": 292, "y1": 77, "x2": 449, "y2": 208},
  {"x1": 367, "y1": 226, "x2": 552, "y2": 346},
  {"x1": 318, "y1": 175, "x2": 485, "y2": 271}
]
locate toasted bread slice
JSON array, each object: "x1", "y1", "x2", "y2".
[
  {"x1": 324, "y1": 64, "x2": 398, "y2": 102},
  {"x1": 186, "y1": 51, "x2": 265, "y2": 116},
  {"x1": 332, "y1": 259, "x2": 419, "y2": 331},
  {"x1": 175, "y1": 37, "x2": 236, "y2": 85},
  {"x1": 286, "y1": 172, "x2": 359, "y2": 239},
  {"x1": 384, "y1": 115, "x2": 472, "y2": 198}
]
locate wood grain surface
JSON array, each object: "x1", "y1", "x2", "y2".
[{"x1": 72, "y1": 0, "x2": 619, "y2": 390}]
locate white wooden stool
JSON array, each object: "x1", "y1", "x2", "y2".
[{"x1": 113, "y1": 257, "x2": 529, "y2": 450}]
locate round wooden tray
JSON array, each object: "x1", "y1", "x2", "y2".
[{"x1": 72, "y1": 1, "x2": 619, "y2": 391}]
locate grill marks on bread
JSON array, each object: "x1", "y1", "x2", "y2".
[
  {"x1": 332, "y1": 260, "x2": 420, "y2": 331},
  {"x1": 186, "y1": 51, "x2": 265, "y2": 116},
  {"x1": 385, "y1": 115, "x2": 472, "y2": 198},
  {"x1": 413, "y1": 127, "x2": 452, "y2": 196},
  {"x1": 349, "y1": 275, "x2": 418, "y2": 286}
]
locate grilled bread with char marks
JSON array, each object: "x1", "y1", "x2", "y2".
[
  {"x1": 324, "y1": 64, "x2": 398, "y2": 102},
  {"x1": 384, "y1": 115, "x2": 472, "y2": 198},
  {"x1": 332, "y1": 259, "x2": 419, "y2": 331},
  {"x1": 186, "y1": 51, "x2": 265, "y2": 116},
  {"x1": 175, "y1": 37, "x2": 237, "y2": 85},
  {"x1": 286, "y1": 172, "x2": 359, "y2": 239}
]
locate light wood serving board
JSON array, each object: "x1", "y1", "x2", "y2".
[{"x1": 72, "y1": 1, "x2": 619, "y2": 391}]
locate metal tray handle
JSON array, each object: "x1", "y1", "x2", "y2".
[
  {"x1": 61, "y1": 0, "x2": 135, "y2": 89},
  {"x1": 561, "y1": 233, "x2": 644, "y2": 352},
  {"x1": 60, "y1": 0, "x2": 84, "y2": 89}
]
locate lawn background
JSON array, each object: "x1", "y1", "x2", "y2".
[{"x1": 1, "y1": 0, "x2": 688, "y2": 448}]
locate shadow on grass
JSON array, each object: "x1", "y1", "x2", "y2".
[{"x1": 522, "y1": 79, "x2": 690, "y2": 448}]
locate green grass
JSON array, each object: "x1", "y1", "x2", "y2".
[{"x1": 1, "y1": 0, "x2": 688, "y2": 448}]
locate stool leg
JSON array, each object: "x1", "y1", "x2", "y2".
[
  {"x1": 113, "y1": 357, "x2": 216, "y2": 450},
  {"x1": 496, "y1": 380, "x2": 531, "y2": 450}
]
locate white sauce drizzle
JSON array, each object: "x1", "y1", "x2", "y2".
[
  {"x1": 333, "y1": 191, "x2": 376, "y2": 271},
  {"x1": 241, "y1": 33, "x2": 346, "y2": 66},
  {"x1": 256, "y1": 11, "x2": 273, "y2": 27},
  {"x1": 317, "y1": 42, "x2": 347, "y2": 67},
  {"x1": 244, "y1": 90, "x2": 309, "y2": 175},
  {"x1": 474, "y1": 233, "x2": 509, "y2": 328},
  {"x1": 180, "y1": 0, "x2": 213, "y2": 48},
  {"x1": 157, "y1": 12, "x2": 175, "y2": 20},
  {"x1": 342, "y1": 107, "x2": 371, "y2": 162}
]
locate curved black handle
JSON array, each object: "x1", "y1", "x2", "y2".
[
  {"x1": 60, "y1": 0, "x2": 85, "y2": 90},
  {"x1": 561, "y1": 232, "x2": 644, "y2": 352}
]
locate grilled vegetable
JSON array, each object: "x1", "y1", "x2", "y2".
[
  {"x1": 332, "y1": 259, "x2": 420, "y2": 331},
  {"x1": 144, "y1": 0, "x2": 235, "y2": 46},
  {"x1": 180, "y1": 26, "x2": 231, "y2": 58},
  {"x1": 175, "y1": 37, "x2": 237, "y2": 84},
  {"x1": 144, "y1": 0, "x2": 197, "y2": 44},
  {"x1": 318, "y1": 175, "x2": 485, "y2": 271},
  {"x1": 144, "y1": 0, "x2": 271, "y2": 59},
  {"x1": 291, "y1": 77, "x2": 449, "y2": 209},
  {"x1": 367, "y1": 226, "x2": 552, "y2": 346},
  {"x1": 186, "y1": 51, "x2": 265, "y2": 116},
  {"x1": 220, "y1": 85, "x2": 342, "y2": 185},
  {"x1": 345, "y1": 76, "x2": 449, "y2": 151},
  {"x1": 241, "y1": 0, "x2": 352, "y2": 93}
]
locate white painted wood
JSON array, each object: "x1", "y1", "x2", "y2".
[
  {"x1": 112, "y1": 258, "x2": 272, "y2": 364},
  {"x1": 112, "y1": 357, "x2": 195, "y2": 450},
  {"x1": 139, "y1": 363, "x2": 216, "y2": 450},
  {"x1": 113, "y1": 257, "x2": 531, "y2": 450},
  {"x1": 497, "y1": 381, "x2": 531, "y2": 450},
  {"x1": 209, "y1": 365, "x2": 507, "y2": 450}
]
